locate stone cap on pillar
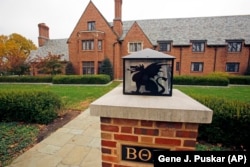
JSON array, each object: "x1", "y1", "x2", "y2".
[{"x1": 90, "y1": 85, "x2": 213, "y2": 124}]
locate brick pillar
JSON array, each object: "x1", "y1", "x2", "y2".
[{"x1": 90, "y1": 86, "x2": 213, "y2": 167}]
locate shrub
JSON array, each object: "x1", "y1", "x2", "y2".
[
  {"x1": 0, "y1": 76, "x2": 52, "y2": 83},
  {"x1": 0, "y1": 91, "x2": 62, "y2": 124},
  {"x1": 173, "y1": 75, "x2": 229, "y2": 86},
  {"x1": 52, "y1": 74, "x2": 111, "y2": 84},
  {"x1": 228, "y1": 76, "x2": 250, "y2": 85},
  {"x1": 99, "y1": 58, "x2": 114, "y2": 80},
  {"x1": 191, "y1": 95, "x2": 250, "y2": 150}
]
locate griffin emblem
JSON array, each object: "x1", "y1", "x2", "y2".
[{"x1": 127, "y1": 62, "x2": 169, "y2": 95}]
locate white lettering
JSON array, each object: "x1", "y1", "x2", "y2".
[
  {"x1": 158, "y1": 155, "x2": 181, "y2": 162},
  {"x1": 194, "y1": 155, "x2": 225, "y2": 162}
]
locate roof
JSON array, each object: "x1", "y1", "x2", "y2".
[
  {"x1": 121, "y1": 15, "x2": 250, "y2": 46},
  {"x1": 27, "y1": 39, "x2": 69, "y2": 62},
  {"x1": 123, "y1": 48, "x2": 175, "y2": 59}
]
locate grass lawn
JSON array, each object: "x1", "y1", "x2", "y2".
[
  {"x1": 174, "y1": 85, "x2": 250, "y2": 103},
  {"x1": 0, "y1": 81, "x2": 121, "y2": 110}
]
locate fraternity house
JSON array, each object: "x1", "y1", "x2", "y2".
[{"x1": 29, "y1": 0, "x2": 250, "y2": 79}]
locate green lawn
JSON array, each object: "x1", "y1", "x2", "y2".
[
  {"x1": 174, "y1": 85, "x2": 250, "y2": 102},
  {"x1": 0, "y1": 81, "x2": 121, "y2": 110}
]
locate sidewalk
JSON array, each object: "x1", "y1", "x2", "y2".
[{"x1": 8, "y1": 109, "x2": 102, "y2": 167}]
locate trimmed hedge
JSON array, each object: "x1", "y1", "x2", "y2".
[
  {"x1": 52, "y1": 74, "x2": 111, "y2": 84},
  {"x1": 0, "y1": 76, "x2": 52, "y2": 83},
  {"x1": 173, "y1": 76, "x2": 229, "y2": 86},
  {"x1": 0, "y1": 91, "x2": 62, "y2": 124},
  {"x1": 191, "y1": 95, "x2": 250, "y2": 150},
  {"x1": 228, "y1": 76, "x2": 250, "y2": 85}
]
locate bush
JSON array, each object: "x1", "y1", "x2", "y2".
[
  {"x1": 191, "y1": 95, "x2": 250, "y2": 150},
  {"x1": 228, "y1": 76, "x2": 250, "y2": 85},
  {"x1": 0, "y1": 91, "x2": 62, "y2": 124},
  {"x1": 99, "y1": 58, "x2": 114, "y2": 80},
  {"x1": 0, "y1": 76, "x2": 52, "y2": 83},
  {"x1": 52, "y1": 75, "x2": 111, "y2": 84},
  {"x1": 173, "y1": 75, "x2": 229, "y2": 86}
]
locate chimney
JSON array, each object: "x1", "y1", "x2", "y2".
[
  {"x1": 38, "y1": 23, "x2": 49, "y2": 47},
  {"x1": 113, "y1": 0, "x2": 123, "y2": 37}
]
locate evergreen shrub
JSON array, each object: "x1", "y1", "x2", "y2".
[
  {"x1": 192, "y1": 95, "x2": 250, "y2": 150},
  {"x1": 173, "y1": 75, "x2": 229, "y2": 86},
  {"x1": 0, "y1": 91, "x2": 62, "y2": 124},
  {"x1": 52, "y1": 75, "x2": 111, "y2": 84}
]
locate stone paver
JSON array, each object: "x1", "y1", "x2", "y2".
[{"x1": 7, "y1": 109, "x2": 101, "y2": 167}]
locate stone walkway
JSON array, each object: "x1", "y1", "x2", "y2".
[{"x1": 8, "y1": 109, "x2": 102, "y2": 167}]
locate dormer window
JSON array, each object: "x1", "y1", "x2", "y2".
[
  {"x1": 88, "y1": 21, "x2": 96, "y2": 31},
  {"x1": 158, "y1": 41, "x2": 171, "y2": 52},
  {"x1": 192, "y1": 41, "x2": 205, "y2": 52},
  {"x1": 128, "y1": 42, "x2": 142, "y2": 53},
  {"x1": 227, "y1": 41, "x2": 242, "y2": 52}
]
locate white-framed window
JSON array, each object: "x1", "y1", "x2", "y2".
[
  {"x1": 82, "y1": 61, "x2": 94, "y2": 74},
  {"x1": 227, "y1": 42, "x2": 242, "y2": 52},
  {"x1": 192, "y1": 41, "x2": 205, "y2": 52},
  {"x1": 191, "y1": 62, "x2": 204, "y2": 72},
  {"x1": 226, "y1": 63, "x2": 239, "y2": 72},
  {"x1": 128, "y1": 42, "x2": 142, "y2": 52},
  {"x1": 158, "y1": 41, "x2": 171, "y2": 52},
  {"x1": 82, "y1": 40, "x2": 94, "y2": 50},
  {"x1": 98, "y1": 40, "x2": 102, "y2": 51},
  {"x1": 87, "y1": 21, "x2": 95, "y2": 31}
]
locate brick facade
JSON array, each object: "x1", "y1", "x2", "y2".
[
  {"x1": 65, "y1": 0, "x2": 250, "y2": 79},
  {"x1": 100, "y1": 117, "x2": 198, "y2": 167}
]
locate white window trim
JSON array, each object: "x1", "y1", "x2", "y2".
[{"x1": 128, "y1": 42, "x2": 143, "y2": 53}]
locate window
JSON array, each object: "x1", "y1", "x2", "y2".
[
  {"x1": 82, "y1": 61, "x2": 94, "y2": 74},
  {"x1": 227, "y1": 42, "x2": 242, "y2": 52},
  {"x1": 129, "y1": 42, "x2": 142, "y2": 52},
  {"x1": 176, "y1": 62, "x2": 180, "y2": 71},
  {"x1": 191, "y1": 62, "x2": 203, "y2": 72},
  {"x1": 226, "y1": 63, "x2": 239, "y2": 72},
  {"x1": 88, "y1": 21, "x2": 95, "y2": 31},
  {"x1": 158, "y1": 42, "x2": 171, "y2": 52},
  {"x1": 192, "y1": 42, "x2": 205, "y2": 52},
  {"x1": 82, "y1": 40, "x2": 94, "y2": 50},
  {"x1": 98, "y1": 40, "x2": 102, "y2": 51}
]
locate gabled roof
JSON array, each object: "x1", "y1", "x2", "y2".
[
  {"x1": 121, "y1": 15, "x2": 250, "y2": 46},
  {"x1": 28, "y1": 39, "x2": 69, "y2": 62}
]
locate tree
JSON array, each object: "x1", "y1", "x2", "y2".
[
  {"x1": 99, "y1": 57, "x2": 113, "y2": 80},
  {"x1": 35, "y1": 53, "x2": 65, "y2": 75},
  {"x1": 65, "y1": 62, "x2": 75, "y2": 75},
  {"x1": 0, "y1": 33, "x2": 37, "y2": 75}
]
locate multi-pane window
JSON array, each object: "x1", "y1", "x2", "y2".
[
  {"x1": 98, "y1": 40, "x2": 102, "y2": 51},
  {"x1": 159, "y1": 42, "x2": 171, "y2": 52},
  {"x1": 226, "y1": 63, "x2": 239, "y2": 72},
  {"x1": 191, "y1": 62, "x2": 204, "y2": 72},
  {"x1": 129, "y1": 42, "x2": 142, "y2": 52},
  {"x1": 82, "y1": 61, "x2": 94, "y2": 74},
  {"x1": 88, "y1": 21, "x2": 95, "y2": 31},
  {"x1": 227, "y1": 42, "x2": 242, "y2": 52},
  {"x1": 192, "y1": 42, "x2": 205, "y2": 52},
  {"x1": 82, "y1": 40, "x2": 94, "y2": 50}
]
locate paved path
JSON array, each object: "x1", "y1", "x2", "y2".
[{"x1": 8, "y1": 109, "x2": 102, "y2": 167}]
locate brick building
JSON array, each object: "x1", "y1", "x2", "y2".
[{"x1": 29, "y1": 0, "x2": 250, "y2": 79}]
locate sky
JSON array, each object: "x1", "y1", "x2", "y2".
[{"x1": 0, "y1": 0, "x2": 250, "y2": 46}]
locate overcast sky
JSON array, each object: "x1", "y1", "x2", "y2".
[{"x1": 1, "y1": 0, "x2": 249, "y2": 46}]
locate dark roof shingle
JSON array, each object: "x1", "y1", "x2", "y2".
[
  {"x1": 28, "y1": 39, "x2": 69, "y2": 62},
  {"x1": 121, "y1": 15, "x2": 250, "y2": 46}
]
